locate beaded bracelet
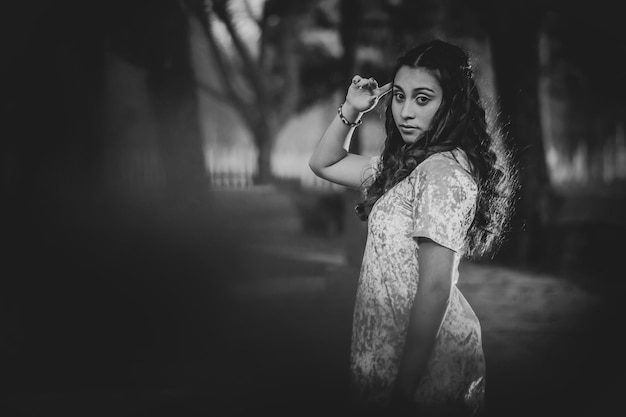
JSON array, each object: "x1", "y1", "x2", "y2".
[{"x1": 338, "y1": 104, "x2": 363, "y2": 127}]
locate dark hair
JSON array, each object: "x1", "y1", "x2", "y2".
[{"x1": 358, "y1": 39, "x2": 519, "y2": 260}]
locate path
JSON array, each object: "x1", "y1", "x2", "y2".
[{"x1": 1, "y1": 185, "x2": 622, "y2": 417}]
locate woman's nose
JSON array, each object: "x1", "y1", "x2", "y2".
[{"x1": 401, "y1": 101, "x2": 415, "y2": 119}]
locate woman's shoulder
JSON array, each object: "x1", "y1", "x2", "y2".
[
  {"x1": 416, "y1": 149, "x2": 476, "y2": 186},
  {"x1": 419, "y1": 148, "x2": 470, "y2": 171}
]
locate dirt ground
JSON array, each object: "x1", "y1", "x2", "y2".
[
  {"x1": 1, "y1": 185, "x2": 623, "y2": 416},
  {"x1": 209, "y1": 186, "x2": 624, "y2": 417}
]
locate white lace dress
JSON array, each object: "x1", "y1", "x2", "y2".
[{"x1": 350, "y1": 149, "x2": 485, "y2": 415}]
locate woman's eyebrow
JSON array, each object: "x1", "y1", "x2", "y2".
[{"x1": 393, "y1": 85, "x2": 435, "y2": 94}]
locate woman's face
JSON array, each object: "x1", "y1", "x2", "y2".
[{"x1": 391, "y1": 66, "x2": 443, "y2": 145}]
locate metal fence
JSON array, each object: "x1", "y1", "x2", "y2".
[{"x1": 204, "y1": 146, "x2": 343, "y2": 191}]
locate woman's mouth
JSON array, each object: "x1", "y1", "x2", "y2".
[{"x1": 399, "y1": 124, "x2": 419, "y2": 134}]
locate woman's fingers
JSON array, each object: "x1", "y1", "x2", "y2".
[
  {"x1": 347, "y1": 76, "x2": 390, "y2": 112},
  {"x1": 352, "y1": 75, "x2": 378, "y2": 91},
  {"x1": 377, "y1": 82, "x2": 392, "y2": 98}
]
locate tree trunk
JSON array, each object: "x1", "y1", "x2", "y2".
[
  {"x1": 482, "y1": 2, "x2": 551, "y2": 266},
  {"x1": 252, "y1": 119, "x2": 276, "y2": 184},
  {"x1": 147, "y1": 74, "x2": 207, "y2": 209},
  {"x1": 125, "y1": 0, "x2": 209, "y2": 208}
]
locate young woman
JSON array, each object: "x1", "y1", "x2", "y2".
[{"x1": 309, "y1": 39, "x2": 517, "y2": 416}]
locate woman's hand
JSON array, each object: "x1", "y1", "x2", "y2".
[{"x1": 345, "y1": 75, "x2": 392, "y2": 114}]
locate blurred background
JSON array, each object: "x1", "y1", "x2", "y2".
[{"x1": 1, "y1": 0, "x2": 624, "y2": 416}]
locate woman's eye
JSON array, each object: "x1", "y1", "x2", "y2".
[
  {"x1": 416, "y1": 95, "x2": 430, "y2": 104},
  {"x1": 393, "y1": 92, "x2": 405, "y2": 101}
]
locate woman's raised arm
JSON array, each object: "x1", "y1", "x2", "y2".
[{"x1": 308, "y1": 76, "x2": 391, "y2": 190}]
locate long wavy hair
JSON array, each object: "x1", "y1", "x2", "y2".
[{"x1": 358, "y1": 39, "x2": 519, "y2": 260}]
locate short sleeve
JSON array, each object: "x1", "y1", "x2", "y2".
[
  {"x1": 412, "y1": 157, "x2": 477, "y2": 253},
  {"x1": 367, "y1": 156, "x2": 380, "y2": 180},
  {"x1": 361, "y1": 156, "x2": 380, "y2": 198}
]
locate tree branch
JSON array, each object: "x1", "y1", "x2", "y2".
[
  {"x1": 182, "y1": 1, "x2": 266, "y2": 134},
  {"x1": 275, "y1": 14, "x2": 301, "y2": 125},
  {"x1": 212, "y1": 0, "x2": 270, "y2": 106},
  {"x1": 189, "y1": 3, "x2": 247, "y2": 108},
  {"x1": 242, "y1": 0, "x2": 262, "y2": 27},
  {"x1": 196, "y1": 79, "x2": 232, "y2": 103}
]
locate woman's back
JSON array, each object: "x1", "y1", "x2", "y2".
[{"x1": 351, "y1": 149, "x2": 484, "y2": 415}]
